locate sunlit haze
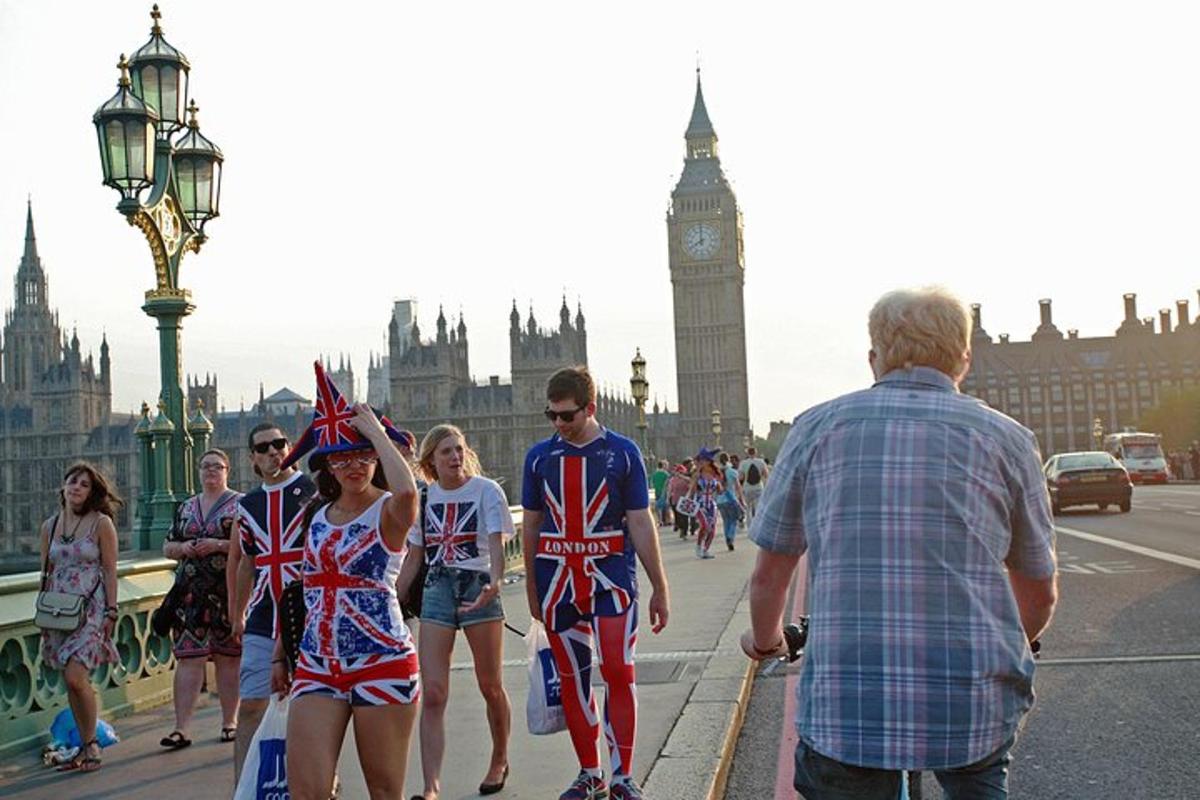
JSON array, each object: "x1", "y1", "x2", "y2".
[{"x1": 3, "y1": 1, "x2": 1198, "y2": 432}]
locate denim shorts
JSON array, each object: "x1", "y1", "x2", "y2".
[
  {"x1": 420, "y1": 565, "x2": 505, "y2": 630},
  {"x1": 238, "y1": 633, "x2": 274, "y2": 700}
]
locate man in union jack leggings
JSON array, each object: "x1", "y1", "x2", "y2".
[{"x1": 522, "y1": 366, "x2": 671, "y2": 800}]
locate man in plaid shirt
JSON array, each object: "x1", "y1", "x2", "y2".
[{"x1": 742, "y1": 287, "x2": 1058, "y2": 799}]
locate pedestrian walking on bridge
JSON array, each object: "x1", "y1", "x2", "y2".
[{"x1": 742, "y1": 287, "x2": 1059, "y2": 800}]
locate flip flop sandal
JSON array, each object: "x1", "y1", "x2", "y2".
[
  {"x1": 220, "y1": 726, "x2": 237, "y2": 742},
  {"x1": 159, "y1": 731, "x2": 192, "y2": 749}
]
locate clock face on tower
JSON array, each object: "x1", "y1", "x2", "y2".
[{"x1": 683, "y1": 222, "x2": 721, "y2": 260}]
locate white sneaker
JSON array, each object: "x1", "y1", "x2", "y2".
[
  {"x1": 701, "y1": 550, "x2": 715, "y2": 559},
  {"x1": 695, "y1": 544, "x2": 703, "y2": 558}
]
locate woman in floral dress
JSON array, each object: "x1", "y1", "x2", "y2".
[
  {"x1": 39, "y1": 462, "x2": 122, "y2": 773},
  {"x1": 160, "y1": 448, "x2": 243, "y2": 748}
]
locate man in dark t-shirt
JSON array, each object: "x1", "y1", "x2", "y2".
[{"x1": 226, "y1": 423, "x2": 316, "y2": 786}]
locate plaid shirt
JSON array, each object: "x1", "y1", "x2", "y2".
[{"x1": 751, "y1": 366, "x2": 1056, "y2": 770}]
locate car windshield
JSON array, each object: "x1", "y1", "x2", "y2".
[
  {"x1": 1059, "y1": 454, "x2": 1117, "y2": 470},
  {"x1": 1123, "y1": 443, "x2": 1162, "y2": 460}
]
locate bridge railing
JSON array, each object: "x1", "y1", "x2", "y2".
[{"x1": 0, "y1": 506, "x2": 527, "y2": 756}]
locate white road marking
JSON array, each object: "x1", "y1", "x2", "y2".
[
  {"x1": 1037, "y1": 653, "x2": 1200, "y2": 666},
  {"x1": 1055, "y1": 525, "x2": 1200, "y2": 571},
  {"x1": 1160, "y1": 503, "x2": 1197, "y2": 510},
  {"x1": 1186, "y1": 511, "x2": 1200, "y2": 518},
  {"x1": 1135, "y1": 505, "x2": 1162, "y2": 511}
]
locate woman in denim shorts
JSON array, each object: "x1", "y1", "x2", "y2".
[{"x1": 396, "y1": 424, "x2": 514, "y2": 799}]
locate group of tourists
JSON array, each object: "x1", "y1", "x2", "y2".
[
  {"x1": 654, "y1": 445, "x2": 770, "y2": 558},
  {"x1": 37, "y1": 362, "x2": 669, "y2": 800}
]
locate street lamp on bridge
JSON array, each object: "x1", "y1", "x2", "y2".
[
  {"x1": 629, "y1": 348, "x2": 651, "y2": 462},
  {"x1": 1093, "y1": 417, "x2": 1105, "y2": 450},
  {"x1": 711, "y1": 407, "x2": 722, "y2": 450},
  {"x1": 92, "y1": 4, "x2": 223, "y2": 547}
]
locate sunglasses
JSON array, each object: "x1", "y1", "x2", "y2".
[
  {"x1": 252, "y1": 437, "x2": 289, "y2": 454},
  {"x1": 327, "y1": 455, "x2": 378, "y2": 471},
  {"x1": 199, "y1": 462, "x2": 228, "y2": 471},
  {"x1": 544, "y1": 406, "x2": 587, "y2": 423}
]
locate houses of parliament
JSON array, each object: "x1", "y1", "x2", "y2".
[{"x1": 0, "y1": 74, "x2": 753, "y2": 562}]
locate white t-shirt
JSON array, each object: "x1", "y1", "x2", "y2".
[
  {"x1": 406, "y1": 476, "x2": 514, "y2": 574},
  {"x1": 739, "y1": 457, "x2": 769, "y2": 488}
]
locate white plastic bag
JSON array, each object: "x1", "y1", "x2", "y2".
[
  {"x1": 525, "y1": 619, "x2": 567, "y2": 735},
  {"x1": 234, "y1": 694, "x2": 290, "y2": 800}
]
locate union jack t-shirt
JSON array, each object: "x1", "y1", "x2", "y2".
[
  {"x1": 522, "y1": 428, "x2": 649, "y2": 632},
  {"x1": 238, "y1": 471, "x2": 316, "y2": 639},
  {"x1": 406, "y1": 475, "x2": 515, "y2": 575}
]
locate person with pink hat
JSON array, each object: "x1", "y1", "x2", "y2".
[{"x1": 269, "y1": 361, "x2": 423, "y2": 800}]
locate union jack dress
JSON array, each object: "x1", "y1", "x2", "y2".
[
  {"x1": 522, "y1": 429, "x2": 649, "y2": 632},
  {"x1": 292, "y1": 491, "x2": 419, "y2": 706},
  {"x1": 299, "y1": 491, "x2": 414, "y2": 659}
]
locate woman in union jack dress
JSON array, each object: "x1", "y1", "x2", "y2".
[
  {"x1": 271, "y1": 362, "x2": 423, "y2": 800},
  {"x1": 396, "y1": 423, "x2": 515, "y2": 799},
  {"x1": 685, "y1": 448, "x2": 725, "y2": 559}
]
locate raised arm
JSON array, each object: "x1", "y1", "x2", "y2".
[{"x1": 350, "y1": 403, "x2": 419, "y2": 549}]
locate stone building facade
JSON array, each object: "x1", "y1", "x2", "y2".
[
  {"x1": 961, "y1": 293, "x2": 1200, "y2": 455},
  {"x1": 0, "y1": 203, "x2": 139, "y2": 563},
  {"x1": 374, "y1": 300, "x2": 644, "y2": 499}
]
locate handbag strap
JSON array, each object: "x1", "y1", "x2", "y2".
[{"x1": 40, "y1": 513, "x2": 60, "y2": 591}]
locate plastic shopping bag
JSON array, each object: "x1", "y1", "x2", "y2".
[
  {"x1": 48, "y1": 708, "x2": 120, "y2": 748},
  {"x1": 234, "y1": 694, "x2": 290, "y2": 800},
  {"x1": 525, "y1": 619, "x2": 567, "y2": 735}
]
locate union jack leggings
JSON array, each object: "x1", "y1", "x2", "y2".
[{"x1": 545, "y1": 603, "x2": 639, "y2": 778}]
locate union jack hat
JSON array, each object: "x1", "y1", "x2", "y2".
[{"x1": 280, "y1": 360, "x2": 415, "y2": 471}]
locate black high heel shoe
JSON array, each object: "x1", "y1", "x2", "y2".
[{"x1": 479, "y1": 764, "x2": 510, "y2": 795}]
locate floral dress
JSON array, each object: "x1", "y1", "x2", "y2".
[
  {"x1": 40, "y1": 516, "x2": 119, "y2": 670},
  {"x1": 166, "y1": 491, "x2": 242, "y2": 658}
]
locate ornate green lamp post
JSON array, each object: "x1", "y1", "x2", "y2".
[
  {"x1": 629, "y1": 348, "x2": 653, "y2": 474},
  {"x1": 93, "y1": 5, "x2": 223, "y2": 547}
]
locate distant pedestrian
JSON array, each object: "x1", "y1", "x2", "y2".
[
  {"x1": 651, "y1": 459, "x2": 673, "y2": 526},
  {"x1": 687, "y1": 449, "x2": 723, "y2": 559},
  {"x1": 668, "y1": 460, "x2": 696, "y2": 538},
  {"x1": 742, "y1": 287, "x2": 1058, "y2": 799},
  {"x1": 39, "y1": 462, "x2": 123, "y2": 773},
  {"x1": 160, "y1": 449, "x2": 242, "y2": 749},
  {"x1": 398, "y1": 424, "x2": 513, "y2": 800},
  {"x1": 739, "y1": 446, "x2": 769, "y2": 522},
  {"x1": 716, "y1": 452, "x2": 745, "y2": 550},
  {"x1": 1190, "y1": 441, "x2": 1200, "y2": 481}
]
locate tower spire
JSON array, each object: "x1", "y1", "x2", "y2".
[
  {"x1": 20, "y1": 197, "x2": 42, "y2": 274},
  {"x1": 686, "y1": 68, "x2": 716, "y2": 140}
]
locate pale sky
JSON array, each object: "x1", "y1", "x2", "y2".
[{"x1": 2, "y1": 1, "x2": 1198, "y2": 434}]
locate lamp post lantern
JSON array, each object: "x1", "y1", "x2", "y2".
[
  {"x1": 629, "y1": 348, "x2": 651, "y2": 469},
  {"x1": 1093, "y1": 417, "x2": 1105, "y2": 450},
  {"x1": 93, "y1": 5, "x2": 223, "y2": 548},
  {"x1": 711, "y1": 408, "x2": 722, "y2": 450}
]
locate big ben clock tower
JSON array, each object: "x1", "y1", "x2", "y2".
[{"x1": 667, "y1": 70, "x2": 751, "y2": 450}]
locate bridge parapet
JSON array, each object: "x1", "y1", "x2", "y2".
[{"x1": 0, "y1": 507, "x2": 527, "y2": 756}]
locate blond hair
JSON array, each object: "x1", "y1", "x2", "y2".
[
  {"x1": 417, "y1": 424, "x2": 483, "y2": 483},
  {"x1": 868, "y1": 287, "x2": 972, "y2": 377}
]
